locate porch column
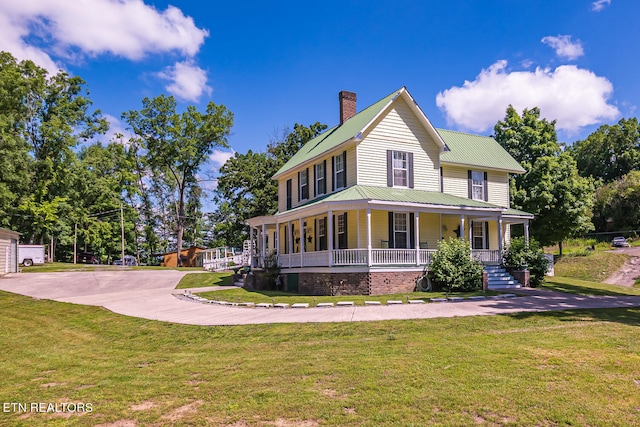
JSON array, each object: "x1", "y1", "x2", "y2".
[
  {"x1": 261, "y1": 223, "x2": 267, "y2": 267},
  {"x1": 498, "y1": 216, "x2": 504, "y2": 255},
  {"x1": 524, "y1": 220, "x2": 530, "y2": 247},
  {"x1": 248, "y1": 227, "x2": 254, "y2": 268},
  {"x1": 415, "y1": 211, "x2": 420, "y2": 266},
  {"x1": 460, "y1": 215, "x2": 465, "y2": 241},
  {"x1": 276, "y1": 221, "x2": 280, "y2": 256},
  {"x1": 366, "y1": 208, "x2": 372, "y2": 267},
  {"x1": 328, "y1": 209, "x2": 333, "y2": 266},
  {"x1": 287, "y1": 220, "x2": 292, "y2": 268},
  {"x1": 299, "y1": 217, "x2": 304, "y2": 268}
]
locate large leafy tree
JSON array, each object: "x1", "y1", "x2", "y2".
[
  {"x1": 214, "y1": 122, "x2": 326, "y2": 248},
  {"x1": 494, "y1": 106, "x2": 594, "y2": 253},
  {"x1": 123, "y1": 95, "x2": 233, "y2": 266},
  {"x1": 570, "y1": 118, "x2": 640, "y2": 182},
  {"x1": 0, "y1": 51, "x2": 107, "y2": 256},
  {"x1": 592, "y1": 171, "x2": 640, "y2": 232}
]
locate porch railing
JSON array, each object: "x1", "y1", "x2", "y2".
[
  {"x1": 333, "y1": 249, "x2": 368, "y2": 265},
  {"x1": 274, "y1": 248, "x2": 439, "y2": 267},
  {"x1": 471, "y1": 249, "x2": 501, "y2": 265}
]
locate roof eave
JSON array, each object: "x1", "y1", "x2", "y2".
[{"x1": 440, "y1": 160, "x2": 526, "y2": 174}]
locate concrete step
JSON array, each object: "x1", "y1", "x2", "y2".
[{"x1": 488, "y1": 283, "x2": 522, "y2": 289}]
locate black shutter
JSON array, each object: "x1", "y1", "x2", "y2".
[
  {"x1": 314, "y1": 218, "x2": 318, "y2": 251},
  {"x1": 408, "y1": 152, "x2": 414, "y2": 188},
  {"x1": 440, "y1": 167, "x2": 443, "y2": 192},
  {"x1": 468, "y1": 170, "x2": 473, "y2": 199},
  {"x1": 308, "y1": 167, "x2": 313, "y2": 199},
  {"x1": 331, "y1": 156, "x2": 335, "y2": 191},
  {"x1": 387, "y1": 150, "x2": 393, "y2": 187},
  {"x1": 321, "y1": 160, "x2": 327, "y2": 194},
  {"x1": 409, "y1": 213, "x2": 415, "y2": 249},
  {"x1": 332, "y1": 214, "x2": 336, "y2": 249},
  {"x1": 286, "y1": 179, "x2": 292, "y2": 210},
  {"x1": 483, "y1": 171, "x2": 488, "y2": 202},
  {"x1": 388, "y1": 212, "x2": 395, "y2": 248},
  {"x1": 342, "y1": 212, "x2": 348, "y2": 249},
  {"x1": 342, "y1": 151, "x2": 347, "y2": 188},
  {"x1": 485, "y1": 222, "x2": 490, "y2": 249},
  {"x1": 323, "y1": 217, "x2": 328, "y2": 251},
  {"x1": 297, "y1": 172, "x2": 301, "y2": 201},
  {"x1": 284, "y1": 225, "x2": 288, "y2": 254},
  {"x1": 291, "y1": 223, "x2": 295, "y2": 253}
]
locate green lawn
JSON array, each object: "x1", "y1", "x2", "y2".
[
  {"x1": 1, "y1": 290, "x2": 640, "y2": 426},
  {"x1": 21, "y1": 262, "x2": 202, "y2": 273},
  {"x1": 543, "y1": 276, "x2": 640, "y2": 296},
  {"x1": 175, "y1": 272, "x2": 234, "y2": 289},
  {"x1": 553, "y1": 250, "x2": 628, "y2": 282},
  {"x1": 195, "y1": 287, "x2": 499, "y2": 305}
]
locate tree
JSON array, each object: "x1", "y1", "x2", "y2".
[
  {"x1": 592, "y1": 171, "x2": 640, "y2": 232},
  {"x1": 123, "y1": 95, "x2": 233, "y2": 266},
  {"x1": 214, "y1": 123, "x2": 327, "y2": 247},
  {"x1": 494, "y1": 106, "x2": 594, "y2": 253},
  {"x1": 571, "y1": 118, "x2": 640, "y2": 182},
  {"x1": 429, "y1": 238, "x2": 483, "y2": 292}
]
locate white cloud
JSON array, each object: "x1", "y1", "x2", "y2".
[
  {"x1": 103, "y1": 114, "x2": 131, "y2": 145},
  {"x1": 210, "y1": 149, "x2": 235, "y2": 169},
  {"x1": 592, "y1": 0, "x2": 612, "y2": 12},
  {"x1": 541, "y1": 35, "x2": 584, "y2": 60},
  {"x1": 435, "y1": 60, "x2": 620, "y2": 134},
  {"x1": 0, "y1": 0, "x2": 208, "y2": 75},
  {"x1": 156, "y1": 61, "x2": 212, "y2": 102}
]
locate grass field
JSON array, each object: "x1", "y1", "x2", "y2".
[
  {"x1": 175, "y1": 271, "x2": 234, "y2": 289},
  {"x1": 553, "y1": 250, "x2": 629, "y2": 282},
  {"x1": 1, "y1": 290, "x2": 640, "y2": 426},
  {"x1": 20, "y1": 262, "x2": 203, "y2": 273},
  {"x1": 543, "y1": 276, "x2": 640, "y2": 296}
]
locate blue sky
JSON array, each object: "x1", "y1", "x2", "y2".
[{"x1": 0, "y1": 0, "x2": 635, "y2": 183}]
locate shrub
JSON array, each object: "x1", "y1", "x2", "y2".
[
  {"x1": 430, "y1": 238, "x2": 483, "y2": 292},
  {"x1": 502, "y1": 237, "x2": 549, "y2": 287}
]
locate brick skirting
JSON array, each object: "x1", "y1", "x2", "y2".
[{"x1": 296, "y1": 271, "x2": 421, "y2": 296}]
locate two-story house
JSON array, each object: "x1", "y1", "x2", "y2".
[{"x1": 247, "y1": 87, "x2": 533, "y2": 295}]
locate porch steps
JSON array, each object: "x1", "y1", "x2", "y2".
[{"x1": 484, "y1": 266, "x2": 521, "y2": 289}]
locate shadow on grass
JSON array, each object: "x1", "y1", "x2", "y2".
[{"x1": 508, "y1": 307, "x2": 640, "y2": 327}]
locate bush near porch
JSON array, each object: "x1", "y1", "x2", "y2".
[{"x1": 430, "y1": 238, "x2": 483, "y2": 291}]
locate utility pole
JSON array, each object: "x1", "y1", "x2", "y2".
[
  {"x1": 120, "y1": 202, "x2": 125, "y2": 267},
  {"x1": 73, "y1": 223, "x2": 77, "y2": 264}
]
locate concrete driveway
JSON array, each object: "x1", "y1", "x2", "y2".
[{"x1": 2, "y1": 271, "x2": 640, "y2": 326}]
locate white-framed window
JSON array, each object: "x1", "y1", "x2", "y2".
[
  {"x1": 472, "y1": 170, "x2": 484, "y2": 201},
  {"x1": 337, "y1": 213, "x2": 347, "y2": 249},
  {"x1": 472, "y1": 221, "x2": 485, "y2": 249},
  {"x1": 393, "y1": 151, "x2": 408, "y2": 187},
  {"x1": 318, "y1": 217, "x2": 326, "y2": 250},
  {"x1": 394, "y1": 212, "x2": 408, "y2": 248},
  {"x1": 315, "y1": 162, "x2": 326, "y2": 195},
  {"x1": 334, "y1": 153, "x2": 345, "y2": 190},
  {"x1": 299, "y1": 169, "x2": 309, "y2": 201}
]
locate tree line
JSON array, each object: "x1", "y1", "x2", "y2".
[{"x1": 2, "y1": 49, "x2": 638, "y2": 263}]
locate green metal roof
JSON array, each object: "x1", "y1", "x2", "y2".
[
  {"x1": 274, "y1": 88, "x2": 404, "y2": 177},
  {"x1": 437, "y1": 129, "x2": 525, "y2": 173},
  {"x1": 279, "y1": 185, "x2": 504, "y2": 216},
  {"x1": 503, "y1": 207, "x2": 535, "y2": 218}
]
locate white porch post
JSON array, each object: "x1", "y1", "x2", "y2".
[
  {"x1": 366, "y1": 208, "x2": 372, "y2": 267},
  {"x1": 498, "y1": 216, "x2": 504, "y2": 255},
  {"x1": 299, "y1": 217, "x2": 304, "y2": 267},
  {"x1": 287, "y1": 220, "x2": 292, "y2": 268},
  {"x1": 460, "y1": 215, "x2": 465, "y2": 241},
  {"x1": 524, "y1": 220, "x2": 530, "y2": 247},
  {"x1": 328, "y1": 209, "x2": 333, "y2": 266},
  {"x1": 415, "y1": 211, "x2": 420, "y2": 266},
  {"x1": 276, "y1": 222, "x2": 280, "y2": 256},
  {"x1": 248, "y1": 227, "x2": 254, "y2": 268},
  {"x1": 261, "y1": 223, "x2": 267, "y2": 267}
]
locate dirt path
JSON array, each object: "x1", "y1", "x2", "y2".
[{"x1": 603, "y1": 246, "x2": 640, "y2": 286}]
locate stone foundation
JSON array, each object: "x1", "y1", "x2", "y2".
[
  {"x1": 505, "y1": 267, "x2": 531, "y2": 287},
  {"x1": 296, "y1": 271, "x2": 421, "y2": 296}
]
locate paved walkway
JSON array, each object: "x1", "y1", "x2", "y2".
[{"x1": 1, "y1": 271, "x2": 640, "y2": 326}]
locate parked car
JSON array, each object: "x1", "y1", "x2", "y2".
[
  {"x1": 113, "y1": 255, "x2": 138, "y2": 266},
  {"x1": 611, "y1": 236, "x2": 630, "y2": 248},
  {"x1": 76, "y1": 252, "x2": 99, "y2": 264}
]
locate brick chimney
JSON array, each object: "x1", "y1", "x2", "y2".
[{"x1": 339, "y1": 91, "x2": 357, "y2": 124}]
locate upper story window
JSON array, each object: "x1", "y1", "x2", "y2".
[
  {"x1": 468, "y1": 170, "x2": 487, "y2": 201},
  {"x1": 286, "y1": 179, "x2": 292, "y2": 210},
  {"x1": 298, "y1": 168, "x2": 309, "y2": 201},
  {"x1": 315, "y1": 161, "x2": 326, "y2": 195},
  {"x1": 333, "y1": 152, "x2": 346, "y2": 190},
  {"x1": 393, "y1": 151, "x2": 408, "y2": 187},
  {"x1": 386, "y1": 150, "x2": 414, "y2": 188}
]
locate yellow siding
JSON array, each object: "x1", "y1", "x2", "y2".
[
  {"x1": 488, "y1": 221, "x2": 498, "y2": 250},
  {"x1": 357, "y1": 97, "x2": 440, "y2": 191},
  {"x1": 487, "y1": 171, "x2": 510, "y2": 207},
  {"x1": 441, "y1": 215, "x2": 461, "y2": 241},
  {"x1": 441, "y1": 166, "x2": 468, "y2": 199},
  {"x1": 418, "y1": 213, "x2": 440, "y2": 249}
]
